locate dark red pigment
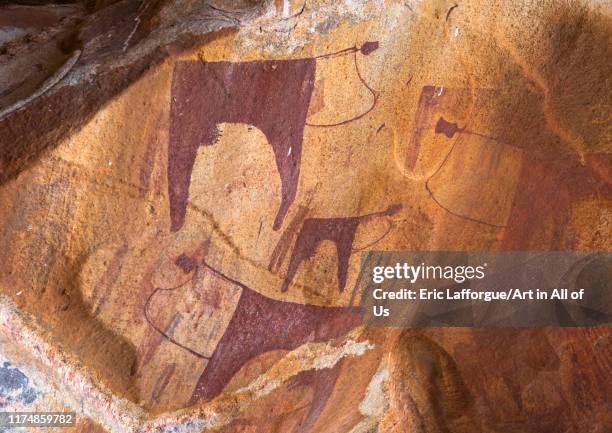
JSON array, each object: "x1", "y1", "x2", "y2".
[
  {"x1": 430, "y1": 113, "x2": 612, "y2": 235},
  {"x1": 435, "y1": 116, "x2": 464, "y2": 138},
  {"x1": 501, "y1": 154, "x2": 612, "y2": 250},
  {"x1": 306, "y1": 42, "x2": 380, "y2": 128},
  {"x1": 174, "y1": 253, "x2": 197, "y2": 273},
  {"x1": 168, "y1": 59, "x2": 316, "y2": 232},
  {"x1": 404, "y1": 87, "x2": 471, "y2": 171},
  {"x1": 435, "y1": 116, "x2": 505, "y2": 143},
  {"x1": 359, "y1": 41, "x2": 379, "y2": 55},
  {"x1": 404, "y1": 86, "x2": 441, "y2": 171},
  {"x1": 190, "y1": 261, "x2": 362, "y2": 402},
  {"x1": 280, "y1": 205, "x2": 401, "y2": 293},
  {"x1": 288, "y1": 362, "x2": 343, "y2": 433}
]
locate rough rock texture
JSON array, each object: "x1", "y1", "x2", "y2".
[{"x1": 0, "y1": 0, "x2": 610, "y2": 432}]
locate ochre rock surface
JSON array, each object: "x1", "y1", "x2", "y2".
[{"x1": 0, "y1": 0, "x2": 610, "y2": 432}]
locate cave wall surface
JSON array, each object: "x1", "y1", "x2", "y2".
[{"x1": 0, "y1": 0, "x2": 610, "y2": 432}]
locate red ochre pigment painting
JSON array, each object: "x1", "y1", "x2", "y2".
[
  {"x1": 191, "y1": 261, "x2": 361, "y2": 402},
  {"x1": 164, "y1": 67, "x2": 610, "y2": 421},
  {"x1": 280, "y1": 204, "x2": 401, "y2": 293},
  {"x1": 164, "y1": 58, "x2": 364, "y2": 410},
  {"x1": 168, "y1": 59, "x2": 316, "y2": 232},
  {"x1": 144, "y1": 249, "x2": 363, "y2": 410},
  {"x1": 406, "y1": 86, "x2": 610, "y2": 236}
]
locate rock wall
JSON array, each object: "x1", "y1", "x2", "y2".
[{"x1": 0, "y1": 0, "x2": 610, "y2": 432}]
